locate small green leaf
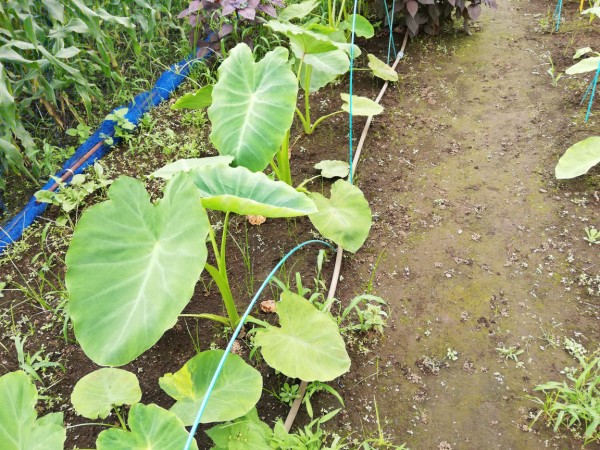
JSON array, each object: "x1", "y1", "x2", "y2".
[
  {"x1": 300, "y1": 50, "x2": 349, "y2": 93},
  {"x1": 206, "y1": 409, "x2": 273, "y2": 449},
  {"x1": 340, "y1": 94, "x2": 384, "y2": 116},
  {"x1": 172, "y1": 85, "x2": 213, "y2": 110},
  {"x1": 367, "y1": 54, "x2": 398, "y2": 81},
  {"x1": 71, "y1": 369, "x2": 142, "y2": 419},
  {"x1": 0, "y1": 371, "x2": 66, "y2": 450},
  {"x1": 343, "y1": 14, "x2": 374, "y2": 38},
  {"x1": 309, "y1": 180, "x2": 372, "y2": 253},
  {"x1": 266, "y1": 21, "x2": 337, "y2": 57},
  {"x1": 159, "y1": 350, "x2": 262, "y2": 425},
  {"x1": 151, "y1": 156, "x2": 234, "y2": 180},
  {"x1": 278, "y1": 0, "x2": 320, "y2": 21},
  {"x1": 314, "y1": 160, "x2": 350, "y2": 178},
  {"x1": 254, "y1": 291, "x2": 351, "y2": 381},
  {"x1": 573, "y1": 47, "x2": 593, "y2": 59},
  {"x1": 555, "y1": 136, "x2": 600, "y2": 179},
  {"x1": 565, "y1": 57, "x2": 600, "y2": 75},
  {"x1": 188, "y1": 164, "x2": 317, "y2": 217},
  {"x1": 96, "y1": 404, "x2": 198, "y2": 450}
]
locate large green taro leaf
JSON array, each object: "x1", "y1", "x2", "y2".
[
  {"x1": 206, "y1": 409, "x2": 273, "y2": 450},
  {"x1": 159, "y1": 350, "x2": 262, "y2": 425},
  {"x1": 71, "y1": 368, "x2": 142, "y2": 419},
  {"x1": 254, "y1": 291, "x2": 351, "y2": 381},
  {"x1": 188, "y1": 164, "x2": 317, "y2": 217},
  {"x1": 208, "y1": 44, "x2": 297, "y2": 172},
  {"x1": 267, "y1": 21, "x2": 337, "y2": 57},
  {"x1": 151, "y1": 156, "x2": 234, "y2": 180},
  {"x1": 300, "y1": 50, "x2": 349, "y2": 93},
  {"x1": 267, "y1": 21, "x2": 361, "y2": 58},
  {"x1": 555, "y1": 136, "x2": 600, "y2": 179},
  {"x1": 566, "y1": 56, "x2": 600, "y2": 74},
  {"x1": 342, "y1": 14, "x2": 374, "y2": 38},
  {"x1": 0, "y1": 371, "x2": 66, "y2": 450},
  {"x1": 66, "y1": 173, "x2": 209, "y2": 366},
  {"x1": 309, "y1": 180, "x2": 372, "y2": 253},
  {"x1": 96, "y1": 403, "x2": 198, "y2": 450}
]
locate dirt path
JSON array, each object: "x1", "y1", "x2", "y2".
[{"x1": 334, "y1": 1, "x2": 600, "y2": 448}]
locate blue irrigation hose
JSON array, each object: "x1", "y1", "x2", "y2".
[
  {"x1": 348, "y1": 0, "x2": 359, "y2": 185},
  {"x1": 183, "y1": 239, "x2": 335, "y2": 450},
  {"x1": 583, "y1": 61, "x2": 600, "y2": 122},
  {"x1": 0, "y1": 37, "x2": 214, "y2": 254}
]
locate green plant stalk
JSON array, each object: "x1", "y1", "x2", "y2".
[
  {"x1": 113, "y1": 406, "x2": 127, "y2": 430},
  {"x1": 274, "y1": 129, "x2": 293, "y2": 185},
  {"x1": 204, "y1": 212, "x2": 240, "y2": 326}
]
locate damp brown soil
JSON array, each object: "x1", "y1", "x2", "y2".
[{"x1": 1, "y1": 0, "x2": 600, "y2": 448}]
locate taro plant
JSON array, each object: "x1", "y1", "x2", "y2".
[
  {"x1": 65, "y1": 158, "x2": 317, "y2": 366},
  {"x1": 69, "y1": 368, "x2": 199, "y2": 449},
  {"x1": 266, "y1": 3, "x2": 386, "y2": 137},
  {"x1": 0, "y1": 370, "x2": 66, "y2": 449}
]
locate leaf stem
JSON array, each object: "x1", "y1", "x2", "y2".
[{"x1": 113, "y1": 406, "x2": 127, "y2": 430}]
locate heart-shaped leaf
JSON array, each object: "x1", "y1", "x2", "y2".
[
  {"x1": 309, "y1": 179, "x2": 372, "y2": 253},
  {"x1": 96, "y1": 403, "x2": 198, "y2": 450},
  {"x1": 555, "y1": 136, "x2": 600, "y2": 179},
  {"x1": 343, "y1": 14, "x2": 374, "y2": 38},
  {"x1": 188, "y1": 164, "x2": 317, "y2": 217},
  {"x1": 71, "y1": 369, "x2": 142, "y2": 419},
  {"x1": 208, "y1": 44, "x2": 298, "y2": 172},
  {"x1": 159, "y1": 350, "x2": 262, "y2": 424},
  {"x1": 254, "y1": 291, "x2": 351, "y2": 381},
  {"x1": 0, "y1": 371, "x2": 66, "y2": 450},
  {"x1": 171, "y1": 85, "x2": 213, "y2": 110},
  {"x1": 278, "y1": 0, "x2": 320, "y2": 21},
  {"x1": 566, "y1": 57, "x2": 600, "y2": 75},
  {"x1": 66, "y1": 173, "x2": 209, "y2": 366},
  {"x1": 300, "y1": 50, "x2": 349, "y2": 93},
  {"x1": 367, "y1": 54, "x2": 398, "y2": 82},
  {"x1": 314, "y1": 160, "x2": 350, "y2": 178},
  {"x1": 206, "y1": 408, "x2": 273, "y2": 449},
  {"x1": 151, "y1": 156, "x2": 234, "y2": 180},
  {"x1": 341, "y1": 93, "x2": 384, "y2": 116}
]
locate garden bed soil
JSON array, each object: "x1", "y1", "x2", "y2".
[{"x1": 1, "y1": 0, "x2": 599, "y2": 448}]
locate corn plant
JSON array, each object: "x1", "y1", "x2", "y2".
[{"x1": 0, "y1": 0, "x2": 185, "y2": 181}]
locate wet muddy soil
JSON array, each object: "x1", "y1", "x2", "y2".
[{"x1": 330, "y1": 0, "x2": 600, "y2": 448}]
